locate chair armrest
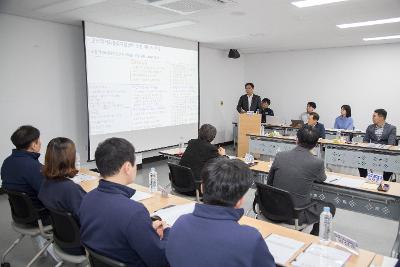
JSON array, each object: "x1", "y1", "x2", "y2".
[
  {"x1": 293, "y1": 201, "x2": 319, "y2": 212},
  {"x1": 292, "y1": 201, "x2": 319, "y2": 221},
  {"x1": 252, "y1": 192, "x2": 259, "y2": 215}
]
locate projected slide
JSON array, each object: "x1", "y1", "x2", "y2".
[{"x1": 86, "y1": 37, "x2": 198, "y2": 136}]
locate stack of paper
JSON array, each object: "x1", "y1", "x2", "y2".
[
  {"x1": 152, "y1": 203, "x2": 195, "y2": 225},
  {"x1": 72, "y1": 173, "x2": 98, "y2": 184},
  {"x1": 326, "y1": 175, "x2": 365, "y2": 189},
  {"x1": 130, "y1": 191, "x2": 152, "y2": 202},
  {"x1": 264, "y1": 234, "x2": 304, "y2": 265},
  {"x1": 292, "y1": 244, "x2": 351, "y2": 267},
  {"x1": 380, "y1": 256, "x2": 398, "y2": 267}
]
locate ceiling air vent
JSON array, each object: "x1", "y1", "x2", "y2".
[{"x1": 145, "y1": 0, "x2": 235, "y2": 15}]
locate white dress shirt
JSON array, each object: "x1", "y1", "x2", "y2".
[{"x1": 247, "y1": 94, "x2": 253, "y2": 110}]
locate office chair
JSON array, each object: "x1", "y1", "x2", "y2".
[
  {"x1": 252, "y1": 182, "x2": 318, "y2": 231},
  {"x1": 85, "y1": 246, "x2": 126, "y2": 267},
  {"x1": 168, "y1": 163, "x2": 201, "y2": 202},
  {"x1": 48, "y1": 208, "x2": 88, "y2": 267},
  {"x1": 1, "y1": 190, "x2": 53, "y2": 267}
]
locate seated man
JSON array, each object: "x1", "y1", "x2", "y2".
[
  {"x1": 180, "y1": 124, "x2": 225, "y2": 182},
  {"x1": 307, "y1": 112, "x2": 326, "y2": 139},
  {"x1": 1, "y1": 125, "x2": 49, "y2": 224},
  {"x1": 79, "y1": 138, "x2": 169, "y2": 266},
  {"x1": 359, "y1": 109, "x2": 397, "y2": 181},
  {"x1": 260, "y1": 98, "x2": 274, "y2": 123},
  {"x1": 300, "y1": 101, "x2": 316, "y2": 124},
  {"x1": 267, "y1": 125, "x2": 335, "y2": 235},
  {"x1": 166, "y1": 158, "x2": 275, "y2": 267}
]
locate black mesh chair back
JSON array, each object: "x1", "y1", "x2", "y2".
[
  {"x1": 168, "y1": 163, "x2": 197, "y2": 194},
  {"x1": 48, "y1": 208, "x2": 82, "y2": 250},
  {"x1": 6, "y1": 190, "x2": 39, "y2": 225},
  {"x1": 85, "y1": 246, "x2": 126, "y2": 267},
  {"x1": 254, "y1": 182, "x2": 296, "y2": 222}
]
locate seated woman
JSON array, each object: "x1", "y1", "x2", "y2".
[
  {"x1": 180, "y1": 124, "x2": 225, "y2": 183},
  {"x1": 38, "y1": 137, "x2": 86, "y2": 255},
  {"x1": 334, "y1": 105, "x2": 354, "y2": 130}
]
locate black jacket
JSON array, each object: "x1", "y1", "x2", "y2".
[
  {"x1": 236, "y1": 94, "x2": 262, "y2": 113},
  {"x1": 179, "y1": 139, "x2": 219, "y2": 180}
]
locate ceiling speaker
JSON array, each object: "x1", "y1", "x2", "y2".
[{"x1": 228, "y1": 49, "x2": 240, "y2": 59}]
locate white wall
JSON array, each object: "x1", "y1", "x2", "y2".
[
  {"x1": 0, "y1": 14, "x2": 242, "y2": 168},
  {"x1": 200, "y1": 46, "x2": 245, "y2": 144},
  {"x1": 244, "y1": 44, "x2": 400, "y2": 131},
  {"x1": 0, "y1": 14, "x2": 88, "y2": 165}
]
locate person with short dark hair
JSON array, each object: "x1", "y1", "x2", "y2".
[
  {"x1": 38, "y1": 137, "x2": 86, "y2": 255},
  {"x1": 266, "y1": 125, "x2": 335, "y2": 235},
  {"x1": 79, "y1": 138, "x2": 170, "y2": 266},
  {"x1": 1, "y1": 125, "x2": 50, "y2": 223},
  {"x1": 260, "y1": 98, "x2": 274, "y2": 123},
  {"x1": 307, "y1": 112, "x2": 326, "y2": 139},
  {"x1": 358, "y1": 109, "x2": 397, "y2": 181},
  {"x1": 166, "y1": 158, "x2": 275, "y2": 267},
  {"x1": 180, "y1": 124, "x2": 225, "y2": 184},
  {"x1": 236, "y1": 83, "x2": 262, "y2": 113},
  {"x1": 334, "y1": 105, "x2": 354, "y2": 130},
  {"x1": 300, "y1": 101, "x2": 317, "y2": 123}
]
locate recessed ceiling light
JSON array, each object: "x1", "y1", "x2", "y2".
[
  {"x1": 337, "y1": 17, "x2": 400, "y2": 29},
  {"x1": 137, "y1": 21, "x2": 196, "y2": 32},
  {"x1": 291, "y1": 0, "x2": 348, "y2": 8},
  {"x1": 36, "y1": 0, "x2": 107, "y2": 14},
  {"x1": 363, "y1": 35, "x2": 400, "y2": 41}
]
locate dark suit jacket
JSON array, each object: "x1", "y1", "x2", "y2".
[
  {"x1": 306, "y1": 122, "x2": 326, "y2": 139},
  {"x1": 236, "y1": 94, "x2": 262, "y2": 113},
  {"x1": 179, "y1": 139, "x2": 219, "y2": 180},
  {"x1": 267, "y1": 146, "x2": 327, "y2": 225},
  {"x1": 363, "y1": 123, "x2": 397, "y2": 145}
]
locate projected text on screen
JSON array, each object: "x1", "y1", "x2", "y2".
[{"x1": 86, "y1": 36, "x2": 198, "y2": 135}]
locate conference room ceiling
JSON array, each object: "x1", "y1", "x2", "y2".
[{"x1": 1, "y1": 0, "x2": 399, "y2": 53}]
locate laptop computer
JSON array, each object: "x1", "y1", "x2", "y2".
[
  {"x1": 264, "y1": 116, "x2": 282, "y2": 126},
  {"x1": 291, "y1": 120, "x2": 304, "y2": 128}
]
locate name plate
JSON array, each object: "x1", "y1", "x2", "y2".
[
  {"x1": 334, "y1": 231, "x2": 359, "y2": 255},
  {"x1": 367, "y1": 172, "x2": 383, "y2": 184}
]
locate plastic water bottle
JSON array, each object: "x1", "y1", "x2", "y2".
[
  {"x1": 319, "y1": 207, "x2": 333, "y2": 245},
  {"x1": 336, "y1": 130, "x2": 341, "y2": 140},
  {"x1": 178, "y1": 137, "x2": 185, "y2": 153},
  {"x1": 149, "y1": 168, "x2": 158, "y2": 193},
  {"x1": 260, "y1": 126, "x2": 265, "y2": 136},
  {"x1": 75, "y1": 152, "x2": 81, "y2": 170}
]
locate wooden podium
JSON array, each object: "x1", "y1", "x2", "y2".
[{"x1": 237, "y1": 113, "x2": 261, "y2": 157}]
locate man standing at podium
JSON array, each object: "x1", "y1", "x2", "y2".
[{"x1": 236, "y1": 83, "x2": 262, "y2": 113}]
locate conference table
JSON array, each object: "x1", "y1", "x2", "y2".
[
  {"x1": 248, "y1": 134, "x2": 400, "y2": 175},
  {"x1": 159, "y1": 147, "x2": 270, "y2": 184},
  {"x1": 79, "y1": 169, "x2": 380, "y2": 267},
  {"x1": 159, "y1": 147, "x2": 400, "y2": 258},
  {"x1": 232, "y1": 122, "x2": 400, "y2": 149}
]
